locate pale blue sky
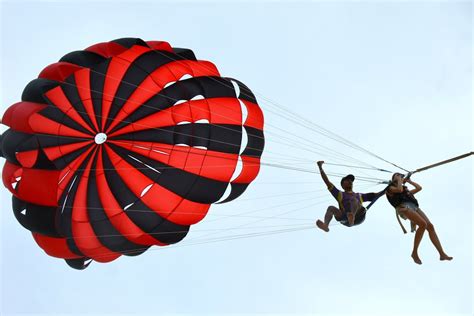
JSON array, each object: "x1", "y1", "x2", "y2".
[{"x1": 0, "y1": 1, "x2": 472, "y2": 315}]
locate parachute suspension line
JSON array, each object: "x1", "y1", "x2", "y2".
[
  {"x1": 184, "y1": 181, "x2": 380, "y2": 245},
  {"x1": 47, "y1": 79, "x2": 370, "y2": 167},
  {"x1": 43, "y1": 180, "x2": 376, "y2": 245},
  {"x1": 323, "y1": 162, "x2": 393, "y2": 173},
  {"x1": 260, "y1": 162, "x2": 388, "y2": 183},
  {"x1": 65, "y1": 223, "x2": 315, "y2": 241},
  {"x1": 59, "y1": 196, "x2": 332, "y2": 246},
  {"x1": 79, "y1": 225, "x2": 316, "y2": 261},
  {"x1": 90, "y1": 52, "x2": 394, "y2": 171},
  {"x1": 148, "y1": 49, "x2": 406, "y2": 171},
  {"x1": 58, "y1": 194, "x2": 325, "y2": 218},
  {"x1": 35, "y1": 130, "x2": 350, "y2": 173},
  {"x1": 264, "y1": 126, "x2": 381, "y2": 168},
  {"x1": 261, "y1": 102, "x2": 410, "y2": 172},
  {"x1": 181, "y1": 199, "x2": 329, "y2": 245},
  {"x1": 28, "y1": 51, "x2": 399, "y2": 176},
  {"x1": 79, "y1": 65, "x2": 351, "y2": 161}
]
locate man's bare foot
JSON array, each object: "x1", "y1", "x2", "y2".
[
  {"x1": 440, "y1": 254, "x2": 453, "y2": 261},
  {"x1": 316, "y1": 220, "x2": 329, "y2": 232},
  {"x1": 411, "y1": 252, "x2": 422, "y2": 265}
]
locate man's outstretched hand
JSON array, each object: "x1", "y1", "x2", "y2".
[{"x1": 317, "y1": 161, "x2": 325, "y2": 168}]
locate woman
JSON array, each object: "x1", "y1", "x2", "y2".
[{"x1": 386, "y1": 173, "x2": 453, "y2": 264}]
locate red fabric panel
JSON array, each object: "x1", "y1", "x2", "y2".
[
  {"x1": 148, "y1": 60, "x2": 220, "y2": 87},
  {"x1": 2, "y1": 102, "x2": 47, "y2": 133},
  {"x1": 242, "y1": 100, "x2": 264, "y2": 130},
  {"x1": 105, "y1": 146, "x2": 208, "y2": 225},
  {"x1": 105, "y1": 76, "x2": 161, "y2": 133},
  {"x1": 2, "y1": 161, "x2": 22, "y2": 194},
  {"x1": 32, "y1": 233, "x2": 82, "y2": 259},
  {"x1": 56, "y1": 146, "x2": 95, "y2": 200},
  {"x1": 101, "y1": 45, "x2": 151, "y2": 129},
  {"x1": 199, "y1": 149, "x2": 237, "y2": 183},
  {"x1": 168, "y1": 198, "x2": 210, "y2": 225},
  {"x1": 109, "y1": 98, "x2": 242, "y2": 138},
  {"x1": 171, "y1": 101, "x2": 206, "y2": 124},
  {"x1": 16, "y1": 168, "x2": 60, "y2": 206},
  {"x1": 44, "y1": 87, "x2": 94, "y2": 134},
  {"x1": 231, "y1": 156, "x2": 261, "y2": 184},
  {"x1": 38, "y1": 62, "x2": 83, "y2": 82},
  {"x1": 74, "y1": 68, "x2": 100, "y2": 131},
  {"x1": 186, "y1": 60, "x2": 220, "y2": 77},
  {"x1": 111, "y1": 141, "x2": 238, "y2": 182},
  {"x1": 85, "y1": 42, "x2": 128, "y2": 58},
  {"x1": 106, "y1": 60, "x2": 220, "y2": 133},
  {"x1": 116, "y1": 45, "x2": 150, "y2": 63},
  {"x1": 145, "y1": 41, "x2": 173, "y2": 52},
  {"x1": 95, "y1": 148, "x2": 164, "y2": 246},
  {"x1": 29, "y1": 112, "x2": 91, "y2": 138},
  {"x1": 16, "y1": 150, "x2": 39, "y2": 168},
  {"x1": 207, "y1": 98, "x2": 242, "y2": 125},
  {"x1": 71, "y1": 154, "x2": 120, "y2": 263},
  {"x1": 42, "y1": 140, "x2": 93, "y2": 162}
]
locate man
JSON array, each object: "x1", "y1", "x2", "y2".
[{"x1": 316, "y1": 161, "x2": 380, "y2": 232}]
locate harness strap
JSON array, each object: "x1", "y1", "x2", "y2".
[{"x1": 395, "y1": 211, "x2": 408, "y2": 234}]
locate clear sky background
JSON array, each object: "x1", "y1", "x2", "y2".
[{"x1": 0, "y1": 1, "x2": 472, "y2": 315}]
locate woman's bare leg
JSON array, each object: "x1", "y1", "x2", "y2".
[
  {"x1": 416, "y1": 209, "x2": 453, "y2": 261},
  {"x1": 316, "y1": 206, "x2": 343, "y2": 232},
  {"x1": 399, "y1": 208, "x2": 428, "y2": 264}
]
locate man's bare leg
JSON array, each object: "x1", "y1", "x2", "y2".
[{"x1": 316, "y1": 206, "x2": 343, "y2": 232}]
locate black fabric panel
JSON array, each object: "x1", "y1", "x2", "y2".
[
  {"x1": 111, "y1": 38, "x2": 149, "y2": 48},
  {"x1": 0, "y1": 133, "x2": 3, "y2": 158},
  {"x1": 108, "y1": 77, "x2": 239, "y2": 134},
  {"x1": 207, "y1": 124, "x2": 241, "y2": 154},
  {"x1": 113, "y1": 124, "x2": 242, "y2": 155},
  {"x1": 59, "y1": 51, "x2": 106, "y2": 68},
  {"x1": 173, "y1": 123, "x2": 211, "y2": 148},
  {"x1": 57, "y1": 152, "x2": 95, "y2": 257},
  {"x1": 35, "y1": 134, "x2": 89, "y2": 169},
  {"x1": 62, "y1": 76, "x2": 96, "y2": 131},
  {"x1": 38, "y1": 104, "x2": 93, "y2": 136},
  {"x1": 86, "y1": 155, "x2": 149, "y2": 256},
  {"x1": 227, "y1": 77, "x2": 258, "y2": 104},
  {"x1": 12, "y1": 196, "x2": 61, "y2": 237},
  {"x1": 89, "y1": 59, "x2": 111, "y2": 131},
  {"x1": 1, "y1": 130, "x2": 34, "y2": 164},
  {"x1": 101, "y1": 151, "x2": 189, "y2": 244},
  {"x1": 110, "y1": 144, "x2": 228, "y2": 204},
  {"x1": 172, "y1": 48, "x2": 197, "y2": 60},
  {"x1": 36, "y1": 133, "x2": 86, "y2": 148},
  {"x1": 133, "y1": 50, "x2": 185, "y2": 73},
  {"x1": 216, "y1": 183, "x2": 249, "y2": 204},
  {"x1": 241, "y1": 126, "x2": 264, "y2": 157},
  {"x1": 21, "y1": 78, "x2": 59, "y2": 103},
  {"x1": 50, "y1": 144, "x2": 93, "y2": 170},
  {"x1": 65, "y1": 258, "x2": 92, "y2": 270},
  {"x1": 103, "y1": 50, "x2": 190, "y2": 131},
  {"x1": 103, "y1": 53, "x2": 159, "y2": 131},
  {"x1": 2, "y1": 130, "x2": 60, "y2": 170},
  {"x1": 33, "y1": 148, "x2": 57, "y2": 170}
]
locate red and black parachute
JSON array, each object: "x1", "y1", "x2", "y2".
[{"x1": 0, "y1": 38, "x2": 264, "y2": 269}]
